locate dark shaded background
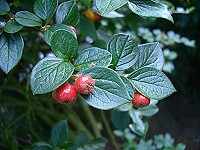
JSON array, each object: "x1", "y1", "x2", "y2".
[{"x1": 147, "y1": 1, "x2": 200, "y2": 149}]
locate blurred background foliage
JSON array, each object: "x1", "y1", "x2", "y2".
[{"x1": 0, "y1": 0, "x2": 200, "y2": 149}]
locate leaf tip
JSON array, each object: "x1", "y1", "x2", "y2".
[
  {"x1": 31, "y1": 88, "x2": 37, "y2": 95},
  {"x1": 1, "y1": 67, "x2": 10, "y2": 74},
  {"x1": 169, "y1": 17, "x2": 174, "y2": 24},
  {"x1": 4, "y1": 69, "x2": 10, "y2": 74},
  {"x1": 173, "y1": 87, "x2": 177, "y2": 93}
]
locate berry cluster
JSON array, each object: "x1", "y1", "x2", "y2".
[
  {"x1": 52, "y1": 24, "x2": 95, "y2": 105},
  {"x1": 52, "y1": 75, "x2": 95, "y2": 105},
  {"x1": 52, "y1": 74, "x2": 150, "y2": 108}
]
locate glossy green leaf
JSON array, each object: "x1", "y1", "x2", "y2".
[
  {"x1": 128, "y1": 1, "x2": 174, "y2": 23},
  {"x1": 34, "y1": 0, "x2": 58, "y2": 21},
  {"x1": 74, "y1": 47, "x2": 112, "y2": 71},
  {"x1": 78, "y1": 67, "x2": 131, "y2": 110},
  {"x1": 128, "y1": 67, "x2": 176, "y2": 100},
  {"x1": 32, "y1": 142, "x2": 52, "y2": 150},
  {"x1": 133, "y1": 42, "x2": 164, "y2": 70},
  {"x1": 56, "y1": 1, "x2": 79, "y2": 26},
  {"x1": 0, "y1": 0, "x2": 10, "y2": 15},
  {"x1": 50, "y1": 29, "x2": 78, "y2": 60},
  {"x1": 43, "y1": 24, "x2": 76, "y2": 45},
  {"x1": 3, "y1": 20, "x2": 23, "y2": 33},
  {"x1": 129, "y1": 110, "x2": 145, "y2": 135},
  {"x1": 15, "y1": 11, "x2": 42, "y2": 27},
  {"x1": 51, "y1": 120, "x2": 68, "y2": 148},
  {"x1": 0, "y1": 28, "x2": 3, "y2": 35},
  {"x1": 80, "y1": 18, "x2": 97, "y2": 40},
  {"x1": 30, "y1": 57, "x2": 74, "y2": 94},
  {"x1": 120, "y1": 76, "x2": 135, "y2": 98},
  {"x1": 0, "y1": 32, "x2": 24, "y2": 74},
  {"x1": 107, "y1": 33, "x2": 139, "y2": 70},
  {"x1": 129, "y1": 110, "x2": 148, "y2": 136},
  {"x1": 111, "y1": 109, "x2": 130, "y2": 130},
  {"x1": 138, "y1": 105, "x2": 159, "y2": 117},
  {"x1": 95, "y1": 0, "x2": 128, "y2": 15}
]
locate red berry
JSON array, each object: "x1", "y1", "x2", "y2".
[
  {"x1": 68, "y1": 25, "x2": 76, "y2": 33},
  {"x1": 74, "y1": 75, "x2": 95, "y2": 94},
  {"x1": 94, "y1": 13, "x2": 102, "y2": 22},
  {"x1": 52, "y1": 83, "x2": 78, "y2": 105},
  {"x1": 132, "y1": 92, "x2": 150, "y2": 108}
]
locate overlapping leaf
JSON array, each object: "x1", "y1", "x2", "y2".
[
  {"x1": 74, "y1": 47, "x2": 112, "y2": 71},
  {"x1": 0, "y1": 32, "x2": 24, "y2": 74},
  {"x1": 15, "y1": 11, "x2": 42, "y2": 27},
  {"x1": 79, "y1": 67, "x2": 131, "y2": 110},
  {"x1": 107, "y1": 34, "x2": 139, "y2": 70},
  {"x1": 128, "y1": 67, "x2": 176, "y2": 100},
  {"x1": 129, "y1": 110, "x2": 148, "y2": 136},
  {"x1": 43, "y1": 24, "x2": 76, "y2": 45},
  {"x1": 95, "y1": 0, "x2": 128, "y2": 15},
  {"x1": 3, "y1": 20, "x2": 23, "y2": 34},
  {"x1": 139, "y1": 105, "x2": 159, "y2": 117},
  {"x1": 50, "y1": 29, "x2": 78, "y2": 60},
  {"x1": 133, "y1": 42, "x2": 164, "y2": 70},
  {"x1": 34, "y1": 0, "x2": 58, "y2": 21},
  {"x1": 30, "y1": 57, "x2": 74, "y2": 94},
  {"x1": 0, "y1": 0, "x2": 10, "y2": 15},
  {"x1": 56, "y1": 1, "x2": 79, "y2": 26},
  {"x1": 128, "y1": 1, "x2": 174, "y2": 23},
  {"x1": 120, "y1": 76, "x2": 135, "y2": 98}
]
